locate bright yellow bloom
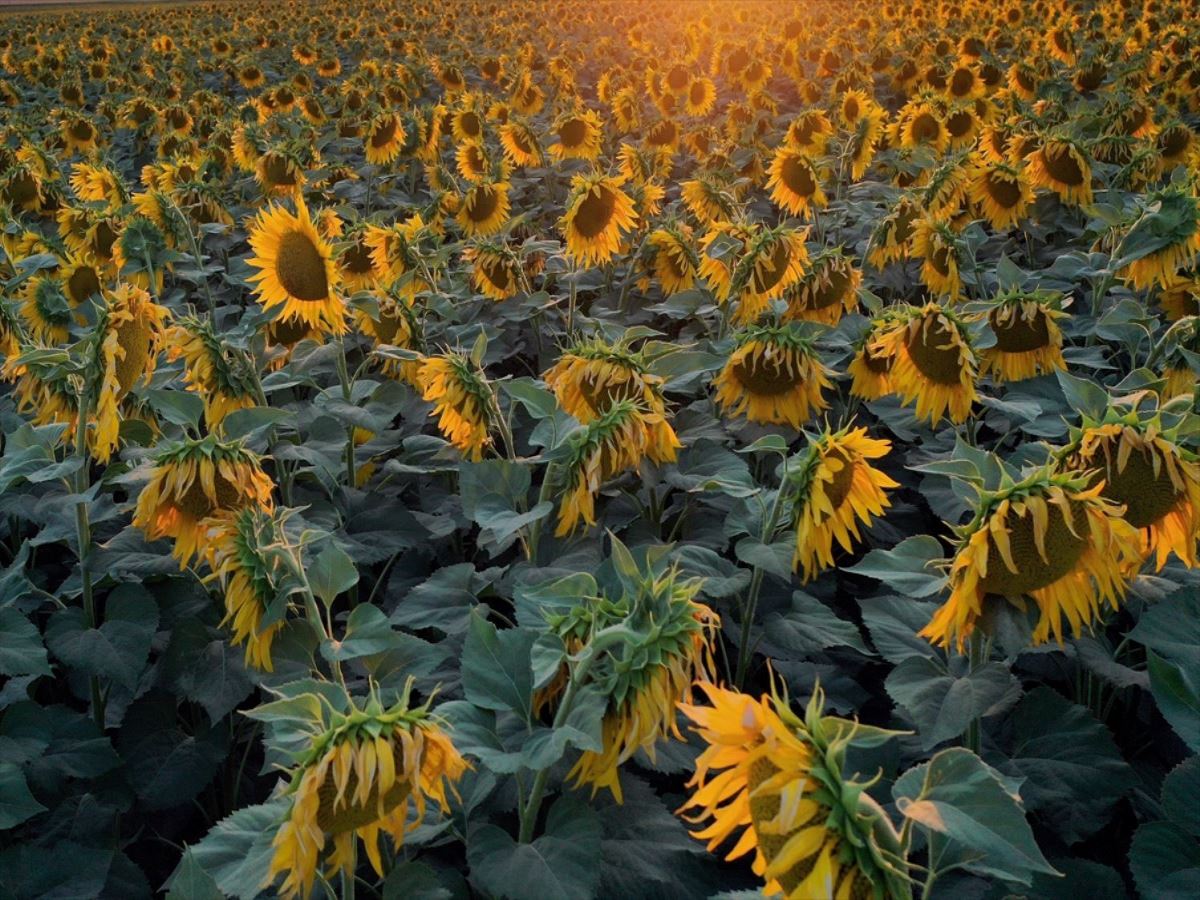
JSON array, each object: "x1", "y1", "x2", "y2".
[
  {"x1": 418, "y1": 352, "x2": 492, "y2": 461},
  {"x1": 979, "y1": 293, "x2": 1067, "y2": 382},
  {"x1": 714, "y1": 325, "x2": 831, "y2": 428},
  {"x1": 559, "y1": 173, "x2": 638, "y2": 267},
  {"x1": 872, "y1": 304, "x2": 977, "y2": 425}
]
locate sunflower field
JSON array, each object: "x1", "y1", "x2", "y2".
[{"x1": 4, "y1": 0, "x2": 1200, "y2": 897}]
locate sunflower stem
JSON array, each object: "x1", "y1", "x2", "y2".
[
  {"x1": 964, "y1": 634, "x2": 985, "y2": 754},
  {"x1": 527, "y1": 460, "x2": 558, "y2": 563},
  {"x1": 72, "y1": 380, "x2": 104, "y2": 728},
  {"x1": 735, "y1": 454, "x2": 791, "y2": 688},
  {"x1": 342, "y1": 840, "x2": 356, "y2": 900},
  {"x1": 334, "y1": 335, "x2": 358, "y2": 491}
]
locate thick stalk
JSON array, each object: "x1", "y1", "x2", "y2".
[
  {"x1": 72, "y1": 383, "x2": 103, "y2": 726},
  {"x1": 735, "y1": 455, "x2": 791, "y2": 688}
]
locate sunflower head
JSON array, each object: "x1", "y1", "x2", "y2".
[
  {"x1": 714, "y1": 323, "x2": 831, "y2": 428},
  {"x1": 167, "y1": 317, "x2": 259, "y2": 428},
  {"x1": 559, "y1": 172, "x2": 639, "y2": 268},
  {"x1": 260, "y1": 682, "x2": 467, "y2": 900},
  {"x1": 728, "y1": 225, "x2": 809, "y2": 323},
  {"x1": 456, "y1": 180, "x2": 511, "y2": 237},
  {"x1": 132, "y1": 434, "x2": 275, "y2": 566},
  {"x1": 679, "y1": 680, "x2": 910, "y2": 899},
  {"x1": 1118, "y1": 186, "x2": 1200, "y2": 292},
  {"x1": 979, "y1": 290, "x2": 1068, "y2": 382},
  {"x1": 543, "y1": 337, "x2": 666, "y2": 423},
  {"x1": 922, "y1": 467, "x2": 1143, "y2": 650},
  {"x1": 873, "y1": 302, "x2": 978, "y2": 425},
  {"x1": 1026, "y1": 136, "x2": 1093, "y2": 207},
  {"x1": 418, "y1": 351, "x2": 493, "y2": 461},
  {"x1": 782, "y1": 248, "x2": 861, "y2": 326}
]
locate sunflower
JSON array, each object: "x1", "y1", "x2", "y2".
[
  {"x1": 678, "y1": 683, "x2": 910, "y2": 899},
  {"x1": 418, "y1": 352, "x2": 493, "y2": 461},
  {"x1": 785, "y1": 109, "x2": 835, "y2": 157},
  {"x1": 872, "y1": 303, "x2": 977, "y2": 425},
  {"x1": 782, "y1": 249, "x2": 861, "y2": 326},
  {"x1": 454, "y1": 141, "x2": 490, "y2": 182},
  {"x1": 247, "y1": 194, "x2": 345, "y2": 334},
  {"x1": 167, "y1": 319, "x2": 259, "y2": 428},
  {"x1": 463, "y1": 241, "x2": 522, "y2": 300},
  {"x1": 967, "y1": 157, "x2": 1033, "y2": 230},
  {"x1": 1065, "y1": 415, "x2": 1200, "y2": 570},
  {"x1": 685, "y1": 76, "x2": 717, "y2": 116},
  {"x1": 558, "y1": 569, "x2": 718, "y2": 801},
  {"x1": 204, "y1": 508, "x2": 291, "y2": 671},
  {"x1": 980, "y1": 292, "x2": 1068, "y2": 382},
  {"x1": 20, "y1": 275, "x2": 73, "y2": 344},
  {"x1": 714, "y1": 324, "x2": 831, "y2": 428},
  {"x1": 1158, "y1": 275, "x2": 1200, "y2": 321},
  {"x1": 548, "y1": 108, "x2": 604, "y2": 162},
  {"x1": 727, "y1": 226, "x2": 809, "y2": 324},
  {"x1": 866, "y1": 198, "x2": 920, "y2": 268},
  {"x1": 264, "y1": 686, "x2": 467, "y2": 900},
  {"x1": 766, "y1": 146, "x2": 827, "y2": 219},
  {"x1": 544, "y1": 338, "x2": 670, "y2": 423},
  {"x1": 1119, "y1": 187, "x2": 1200, "y2": 292},
  {"x1": 60, "y1": 253, "x2": 105, "y2": 306},
  {"x1": 357, "y1": 292, "x2": 421, "y2": 383},
  {"x1": 336, "y1": 228, "x2": 382, "y2": 294},
  {"x1": 921, "y1": 469, "x2": 1143, "y2": 649},
  {"x1": 899, "y1": 102, "x2": 949, "y2": 154},
  {"x1": 456, "y1": 181, "x2": 511, "y2": 237},
  {"x1": 556, "y1": 400, "x2": 680, "y2": 536},
  {"x1": 365, "y1": 214, "x2": 429, "y2": 298},
  {"x1": 132, "y1": 434, "x2": 274, "y2": 566},
  {"x1": 1026, "y1": 137, "x2": 1093, "y2": 207},
  {"x1": 70, "y1": 161, "x2": 126, "y2": 208},
  {"x1": 791, "y1": 426, "x2": 898, "y2": 582},
  {"x1": 911, "y1": 218, "x2": 964, "y2": 299},
  {"x1": 849, "y1": 329, "x2": 895, "y2": 401},
  {"x1": 559, "y1": 172, "x2": 638, "y2": 268},
  {"x1": 680, "y1": 177, "x2": 736, "y2": 225},
  {"x1": 498, "y1": 120, "x2": 542, "y2": 167},
  {"x1": 62, "y1": 115, "x2": 99, "y2": 155},
  {"x1": 363, "y1": 112, "x2": 405, "y2": 166},
  {"x1": 93, "y1": 283, "x2": 171, "y2": 463},
  {"x1": 645, "y1": 225, "x2": 698, "y2": 295},
  {"x1": 255, "y1": 148, "x2": 307, "y2": 196}
]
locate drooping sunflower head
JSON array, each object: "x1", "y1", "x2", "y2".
[
  {"x1": 872, "y1": 302, "x2": 978, "y2": 425},
  {"x1": 247, "y1": 194, "x2": 345, "y2": 335},
  {"x1": 785, "y1": 109, "x2": 835, "y2": 156},
  {"x1": 547, "y1": 562, "x2": 718, "y2": 801},
  {"x1": 728, "y1": 225, "x2": 810, "y2": 323},
  {"x1": 967, "y1": 156, "x2": 1033, "y2": 230},
  {"x1": 790, "y1": 425, "x2": 898, "y2": 582},
  {"x1": 679, "y1": 682, "x2": 910, "y2": 899},
  {"x1": 1063, "y1": 409, "x2": 1200, "y2": 570},
  {"x1": 456, "y1": 180, "x2": 511, "y2": 238},
  {"x1": 900, "y1": 101, "x2": 949, "y2": 154},
  {"x1": 262, "y1": 683, "x2": 467, "y2": 900},
  {"x1": 1026, "y1": 136, "x2": 1093, "y2": 207},
  {"x1": 1157, "y1": 275, "x2": 1200, "y2": 322},
  {"x1": 921, "y1": 467, "x2": 1143, "y2": 650},
  {"x1": 1118, "y1": 186, "x2": 1200, "y2": 292},
  {"x1": 714, "y1": 323, "x2": 831, "y2": 428},
  {"x1": 205, "y1": 507, "x2": 297, "y2": 672},
  {"x1": 418, "y1": 351, "x2": 493, "y2": 461},
  {"x1": 20, "y1": 275, "x2": 73, "y2": 344},
  {"x1": 462, "y1": 240, "x2": 521, "y2": 301},
  {"x1": 979, "y1": 290, "x2": 1068, "y2": 382},
  {"x1": 559, "y1": 172, "x2": 639, "y2": 268},
  {"x1": 782, "y1": 248, "x2": 861, "y2": 326},
  {"x1": 543, "y1": 338, "x2": 666, "y2": 423},
  {"x1": 363, "y1": 111, "x2": 405, "y2": 166},
  {"x1": 555, "y1": 399, "x2": 681, "y2": 537},
  {"x1": 364, "y1": 213, "x2": 429, "y2": 296},
  {"x1": 911, "y1": 217, "x2": 964, "y2": 300},
  {"x1": 498, "y1": 119, "x2": 542, "y2": 167},
  {"x1": 69, "y1": 161, "x2": 127, "y2": 209},
  {"x1": 680, "y1": 176, "x2": 736, "y2": 226},
  {"x1": 549, "y1": 108, "x2": 604, "y2": 162},
  {"x1": 866, "y1": 196, "x2": 921, "y2": 268},
  {"x1": 645, "y1": 224, "x2": 699, "y2": 296},
  {"x1": 255, "y1": 147, "x2": 307, "y2": 196},
  {"x1": 166, "y1": 317, "x2": 259, "y2": 428},
  {"x1": 766, "y1": 145, "x2": 827, "y2": 219},
  {"x1": 132, "y1": 434, "x2": 275, "y2": 566}
]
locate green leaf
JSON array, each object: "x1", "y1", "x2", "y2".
[
  {"x1": 503, "y1": 379, "x2": 558, "y2": 419},
  {"x1": 894, "y1": 747, "x2": 1058, "y2": 886},
  {"x1": 44, "y1": 583, "x2": 158, "y2": 690},
  {"x1": 1148, "y1": 651, "x2": 1200, "y2": 752},
  {"x1": 1163, "y1": 757, "x2": 1200, "y2": 838},
  {"x1": 468, "y1": 796, "x2": 602, "y2": 900},
  {"x1": 734, "y1": 537, "x2": 793, "y2": 581},
  {"x1": 322, "y1": 603, "x2": 400, "y2": 661},
  {"x1": 763, "y1": 592, "x2": 868, "y2": 656},
  {"x1": 172, "y1": 799, "x2": 288, "y2": 899},
  {"x1": 146, "y1": 389, "x2": 205, "y2": 429},
  {"x1": 1055, "y1": 370, "x2": 1108, "y2": 420},
  {"x1": 0, "y1": 608, "x2": 51, "y2": 677},
  {"x1": 0, "y1": 762, "x2": 46, "y2": 828},
  {"x1": 382, "y1": 860, "x2": 453, "y2": 900},
  {"x1": 221, "y1": 406, "x2": 294, "y2": 440},
  {"x1": 1130, "y1": 590, "x2": 1200, "y2": 667},
  {"x1": 665, "y1": 443, "x2": 757, "y2": 497},
  {"x1": 160, "y1": 620, "x2": 256, "y2": 723},
  {"x1": 886, "y1": 657, "x2": 1021, "y2": 749},
  {"x1": 307, "y1": 543, "x2": 359, "y2": 606},
  {"x1": 390, "y1": 563, "x2": 498, "y2": 635},
  {"x1": 165, "y1": 848, "x2": 223, "y2": 900},
  {"x1": 1129, "y1": 821, "x2": 1200, "y2": 900},
  {"x1": 860, "y1": 596, "x2": 940, "y2": 663},
  {"x1": 461, "y1": 610, "x2": 536, "y2": 720},
  {"x1": 843, "y1": 536, "x2": 948, "y2": 597},
  {"x1": 1001, "y1": 687, "x2": 1134, "y2": 844}
]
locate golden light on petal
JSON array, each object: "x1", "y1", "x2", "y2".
[{"x1": 714, "y1": 325, "x2": 831, "y2": 428}]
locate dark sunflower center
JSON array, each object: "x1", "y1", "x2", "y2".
[
  {"x1": 373, "y1": 308, "x2": 407, "y2": 344},
  {"x1": 370, "y1": 118, "x2": 398, "y2": 148},
  {"x1": 979, "y1": 501, "x2": 1088, "y2": 596},
  {"x1": 91, "y1": 221, "x2": 117, "y2": 259},
  {"x1": 667, "y1": 66, "x2": 689, "y2": 91},
  {"x1": 992, "y1": 308, "x2": 1049, "y2": 352},
  {"x1": 690, "y1": 82, "x2": 707, "y2": 105},
  {"x1": 341, "y1": 241, "x2": 374, "y2": 275},
  {"x1": 482, "y1": 257, "x2": 513, "y2": 290},
  {"x1": 804, "y1": 266, "x2": 852, "y2": 310},
  {"x1": 732, "y1": 345, "x2": 803, "y2": 395},
  {"x1": 275, "y1": 230, "x2": 329, "y2": 301},
  {"x1": 907, "y1": 317, "x2": 965, "y2": 385},
  {"x1": 68, "y1": 265, "x2": 101, "y2": 303},
  {"x1": 573, "y1": 187, "x2": 617, "y2": 239},
  {"x1": 1042, "y1": 146, "x2": 1084, "y2": 186},
  {"x1": 262, "y1": 155, "x2": 297, "y2": 186},
  {"x1": 985, "y1": 173, "x2": 1023, "y2": 209},
  {"x1": 746, "y1": 756, "x2": 822, "y2": 896},
  {"x1": 781, "y1": 156, "x2": 816, "y2": 197},
  {"x1": 5, "y1": 171, "x2": 38, "y2": 205},
  {"x1": 751, "y1": 241, "x2": 792, "y2": 295},
  {"x1": 580, "y1": 369, "x2": 640, "y2": 410},
  {"x1": 510, "y1": 129, "x2": 533, "y2": 154},
  {"x1": 173, "y1": 468, "x2": 244, "y2": 520},
  {"x1": 950, "y1": 68, "x2": 975, "y2": 96},
  {"x1": 459, "y1": 111, "x2": 481, "y2": 138},
  {"x1": 113, "y1": 318, "x2": 150, "y2": 396},
  {"x1": 1098, "y1": 445, "x2": 1184, "y2": 528},
  {"x1": 467, "y1": 186, "x2": 499, "y2": 223},
  {"x1": 929, "y1": 246, "x2": 953, "y2": 277},
  {"x1": 844, "y1": 97, "x2": 861, "y2": 121},
  {"x1": 559, "y1": 118, "x2": 588, "y2": 147},
  {"x1": 270, "y1": 315, "x2": 311, "y2": 345},
  {"x1": 70, "y1": 121, "x2": 94, "y2": 141},
  {"x1": 1160, "y1": 127, "x2": 1192, "y2": 158},
  {"x1": 946, "y1": 111, "x2": 974, "y2": 138},
  {"x1": 911, "y1": 113, "x2": 941, "y2": 143},
  {"x1": 822, "y1": 447, "x2": 858, "y2": 511},
  {"x1": 648, "y1": 121, "x2": 676, "y2": 146},
  {"x1": 863, "y1": 343, "x2": 893, "y2": 374}
]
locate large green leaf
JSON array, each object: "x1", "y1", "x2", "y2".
[
  {"x1": 171, "y1": 799, "x2": 288, "y2": 899},
  {"x1": 0, "y1": 762, "x2": 46, "y2": 829},
  {"x1": 1129, "y1": 821, "x2": 1200, "y2": 900},
  {"x1": 886, "y1": 657, "x2": 1021, "y2": 749},
  {"x1": 461, "y1": 610, "x2": 536, "y2": 720},
  {"x1": 843, "y1": 536, "x2": 948, "y2": 597},
  {"x1": 44, "y1": 583, "x2": 158, "y2": 690},
  {"x1": 0, "y1": 608, "x2": 51, "y2": 678},
  {"x1": 1148, "y1": 652, "x2": 1200, "y2": 752}
]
